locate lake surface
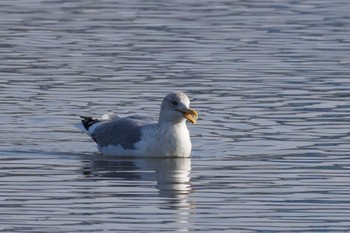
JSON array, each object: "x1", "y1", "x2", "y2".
[{"x1": 1, "y1": 0, "x2": 350, "y2": 232}]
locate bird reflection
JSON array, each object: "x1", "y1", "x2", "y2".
[
  {"x1": 81, "y1": 156, "x2": 193, "y2": 231},
  {"x1": 137, "y1": 157, "x2": 192, "y2": 198},
  {"x1": 81, "y1": 155, "x2": 192, "y2": 201}
]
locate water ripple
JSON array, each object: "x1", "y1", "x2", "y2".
[{"x1": 1, "y1": 0, "x2": 350, "y2": 232}]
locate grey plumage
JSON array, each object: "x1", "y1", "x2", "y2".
[{"x1": 90, "y1": 116, "x2": 154, "y2": 149}]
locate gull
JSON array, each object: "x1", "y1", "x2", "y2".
[{"x1": 75, "y1": 92, "x2": 198, "y2": 157}]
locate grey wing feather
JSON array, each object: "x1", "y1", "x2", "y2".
[
  {"x1": 91, "y1": 116, "x2": 152, "y2": 149},
  {"x1": 127, "y1": 115, "x2": 155, "y2": 121}
]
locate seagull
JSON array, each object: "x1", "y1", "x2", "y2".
[{"x1": 75, "y1": 92, "x2": 198, "y2": 157}]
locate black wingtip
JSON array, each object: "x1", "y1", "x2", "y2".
[{"x1": 79, "y1": 116, "x2": 100, "y2": 130}]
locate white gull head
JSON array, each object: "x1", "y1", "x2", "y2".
[{"x1": 158, "y1": 92, "x2": 198, "y2": 125}]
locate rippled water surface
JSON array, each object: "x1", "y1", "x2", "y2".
[{"x1": 1, "y1": 0, "x2": 350, "y2": 232}]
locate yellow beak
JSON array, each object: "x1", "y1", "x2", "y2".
[{"x1": 182, "y1": 108, "x2": 199, "y2": 124}]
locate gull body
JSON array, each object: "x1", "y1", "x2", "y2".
[{"x1": 75, "y1": 92, "x2": 198, "y2": 157}]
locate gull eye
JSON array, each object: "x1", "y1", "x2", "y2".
[{"x1": 172, "y1": 101, "x2": 178, "y2": 106}]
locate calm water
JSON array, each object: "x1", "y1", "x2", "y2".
[{"x1": 1, "y1": 0, "x2": 350, "y2": 232}]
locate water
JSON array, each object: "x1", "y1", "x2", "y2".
[{"x1": 1, "y1": 0, "x2": 350, "y2": 232}]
